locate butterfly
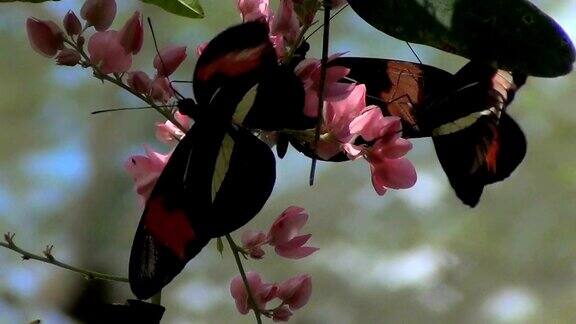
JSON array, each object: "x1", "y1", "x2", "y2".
[
  {"x1": 129, "y1": 21, "x2": 309, "y2": 300},
  {"x1": 288, "y1": 57, "x2": 527, "y2": 207}
]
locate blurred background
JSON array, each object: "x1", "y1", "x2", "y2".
[{"x1": 0, "y1": 0, "x2": 575, "y2": 323}]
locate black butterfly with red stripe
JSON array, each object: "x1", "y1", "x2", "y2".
[
  {"x1": 289, "y1": 57, "x2": 527, "y2": 207},
  {"x1": 129, "y1": 21, "x2": 308, "y2": 300}
]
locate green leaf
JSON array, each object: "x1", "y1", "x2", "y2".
[
  {"x1": 141, "y1": 0, "x2": 204, "y2": 19},
  {"x1": 347, "y1": 0, "x2": 575, "y2": 77},
  {"x1": 216, "y1": 237, "x2": 224, "y2": 257},
  {"x1": 0, "y1": 0, "x2": 59, "y2": 2}
]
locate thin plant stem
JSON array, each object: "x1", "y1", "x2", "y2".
[
  {"x1": 226, "y1": 234, "x2": 263, "y2": 324},
  {"x1": 0, "y1": 233, "x2": 128, "y2": 283},
  {"x1": 63, "y1": 38, "x2": 185, "y2": 131},
  {"x1": 309, "y1": 1, "x2": 332, "y2": 185}
]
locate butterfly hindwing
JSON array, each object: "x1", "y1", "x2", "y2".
[
  {"x1": 433, "y1": 113, "x2": 526, "y2": 207},
  {"x1": 129, "y1": 116, "x2": 276, "y2": 299}
]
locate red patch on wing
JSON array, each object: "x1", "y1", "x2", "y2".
[
  {"x1": 196, "y1": 45, "x2": 270, "y2": 82},
  {"x1": 144, "y1": 197, "x2": 196, "y2": 260},
  {"x1": 485, "y1": 124, "x2": 500, "y2": 173}
]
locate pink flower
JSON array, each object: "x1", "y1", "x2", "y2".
[
  {"x1": 272, "y1": 306, "x2": 293, "y2": 322},
  {"x1": 126, "y1": 71, "x2": 152, "y2": 95},
  {"x1": 230, "y1": 272, "x2": 278, "y2": 314},
  {"x1": 55, "y1": 49, "x2": 81, "y2": 66},
  {"x1": 149, "y1": 77, "x2": 174, "y2": 103},
  {"x1": 196, "y1": 42, "x2": 207, "y2": 57},
  {"x1": 238, "y1": 0, "x2": 271, "y2": 22},
  {"x1": 155, "y1": 111, "x2": 193, "y2": 144},
  {"x1": 268, "y1": 206, "x2": 319, "y2": 259},
  {"x1": 277, "y1": 274, "x2": 312, "y2": 310},
  {"x1": 26, "y1": 18, "x2": 64, "y2": 57},
  {"x1": 314, "y1": 84, "x2": 368, "y2": 159},
  {"x1": 365, "y1": 134, "x2": 417, "y2": 195},
  {"x1": 81, "y1": 0, "x2": 117, "y2": 32},
  {"x1": 241, "y1": 230, "x2": 268, "y2": 259},
  {"x1": 271, "y1": 0, "x2": 300, "y2": 44},
  {"x1": 296, "y1": 56, "x2": 355, "y2": 117},
  {"x1": 63, "y1": 10, "x2": 82, "y2": 36},
  {"x1": 88, "y1": 31, "x2": 132, "y2": 74},
  {"x1": 118, "y1": 11, "x2": 144, "y2": 55},
  {"x1": 124, "y1": 146, "x2": 170, "y2": 203},
  {"x1": 348, "y1": 106, "x2": 397, "y2": 142},
  {"x1": 153, "y1": 46, "x2": 187, "y2": 77},
  {"x1": 347, "y1": 114, "x2": 417, "y2": 195}
]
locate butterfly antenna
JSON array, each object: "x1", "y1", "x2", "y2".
[
  {"x1": 91, "y1": 105, "x2": 170, "y2": 115},
  {"x1": 305, "y1": 4, "x2": 348, "y2": 41},
  {"x1": 309, "y1": 1, "x2": 333, "y2": 186},
  {"x1": 147, "y1": 17, "x2": 186, "y2": 100},
  {"x1": 406, "y1": 42, "x2": 423, "y2": 65}
]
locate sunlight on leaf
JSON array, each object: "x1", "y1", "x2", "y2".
[
  {"x1": 141, "y1": 0, "x2": 204, "y2": 19},
  {"x1": 347, "y1": 0, "x2": 575, "y2": 77}
]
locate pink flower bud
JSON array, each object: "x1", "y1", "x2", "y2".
[
  {"x1": 153, "y1": 46, "x2": 187, "y2": 77},
  {"x1": 63, "y1": 10, "x2": 82, "y2": 36},
  {"x1": 55, "y1": 49, "x2": 81, "y2": 66},
  {"x1": 268, "y1": 206, "x2": 319, "y2": 259},
  {"x1": 80, "y1": 0, "x2": 117, "y2": 32},
  {"x1": 155, "y1": 111, "x2": 193, "y2": 144},
  {"x1": 126, "y1": 71, "x2": 151, "y2": 94},
  {"x1": 271, "y1": 0, "x2": 300, "y2": 44},
  {"x1": 118, "y1": 11, "x2": 143, "y2": 55},
  {"x1": 26, "y1": 17, "x2": 64, "y2": 57},
  {"x1": 241, "y1": 230, "x2": 268, "y2": 259},
  {"x1": 88, "y1": 30, "x2": 132, "y2": 74},
  {"x1": 277, "y1": 274, "x2": 312, "y2": 310},
  {"x1": 196, "y1": 42, "x2": 207, "y2": 57},
  {"x1": 237, "y1": 0, "x2": 271, "y2": 22},
  {"x1": 230, "y1": 272, "x2": 278, "y2": 314},
  {"x1": 271, "y1": 306, "x2": 293, "y2": 322},
  {"x1": 150, "y1": 77, "x2": 174, "y2": 103},
  {"x1": 124, "y1": 146, "x2": 170, "y2": 204}
]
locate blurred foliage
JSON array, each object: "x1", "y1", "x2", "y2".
[{"x1": 0, "y1": 0, "x2": 575, "y2": 323}]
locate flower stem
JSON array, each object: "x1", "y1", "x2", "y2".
[
  {"x1": 309, "y1": 1, "x2": 332, "y2": 185},
  {"x1": 225, "y1": 234, "x2": 263, "y2": 324},
  {"x1": 62, "y1": 38, "x2": 186, "y2": 131},
  {"x1": 0, "y1": 233, "x2": 128, "y2": 283}
]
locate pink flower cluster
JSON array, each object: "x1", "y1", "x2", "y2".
[
  {"x1": 236, "y1": 0, "x2": 345, "y2": 59},
  {"x1": 26, "y1": 0, "x2": 188, "y2": 104},
  {"x1": 230, "y1": 272, "x2": 312, "y2": 322},
  {"x1": 297, "y1": 57, "x2": 418, "y2": 195},
  {"x1": 231, "y1": 206, "x2": 317, "y2": 321},
  {"x1": 236, "y1": 2, "x2": 417, "y2": 195},
  {"x1": 241, "y1": 206, "x2": 318, "y2": 259},
  {"x1": 25, "y1": 0, "x2": 196, "y2": 204}
]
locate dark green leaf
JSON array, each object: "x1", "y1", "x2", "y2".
[
  {"x1": 141, "y1": 0, "x2": 204, "y2": 19},
  {"x1": 347, "y1": 0, "x2": 575, "y2": 77}
]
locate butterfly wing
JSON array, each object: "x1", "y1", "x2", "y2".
[
  {"x1": 306, "y1": 57, "x2": 527, "y2": 206},
  {"x1": 433, "y1": 113, "x2": 526, "y2": 207},
  {"x1": 331, "y1": 57, "x2": 455, "y2": 137},
  {"x1": 129, "y1": 117, "x2": 276, "y2": 299},
  {"x1": 130, "y1": 21, "x2": 282, "y2": 299}
]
